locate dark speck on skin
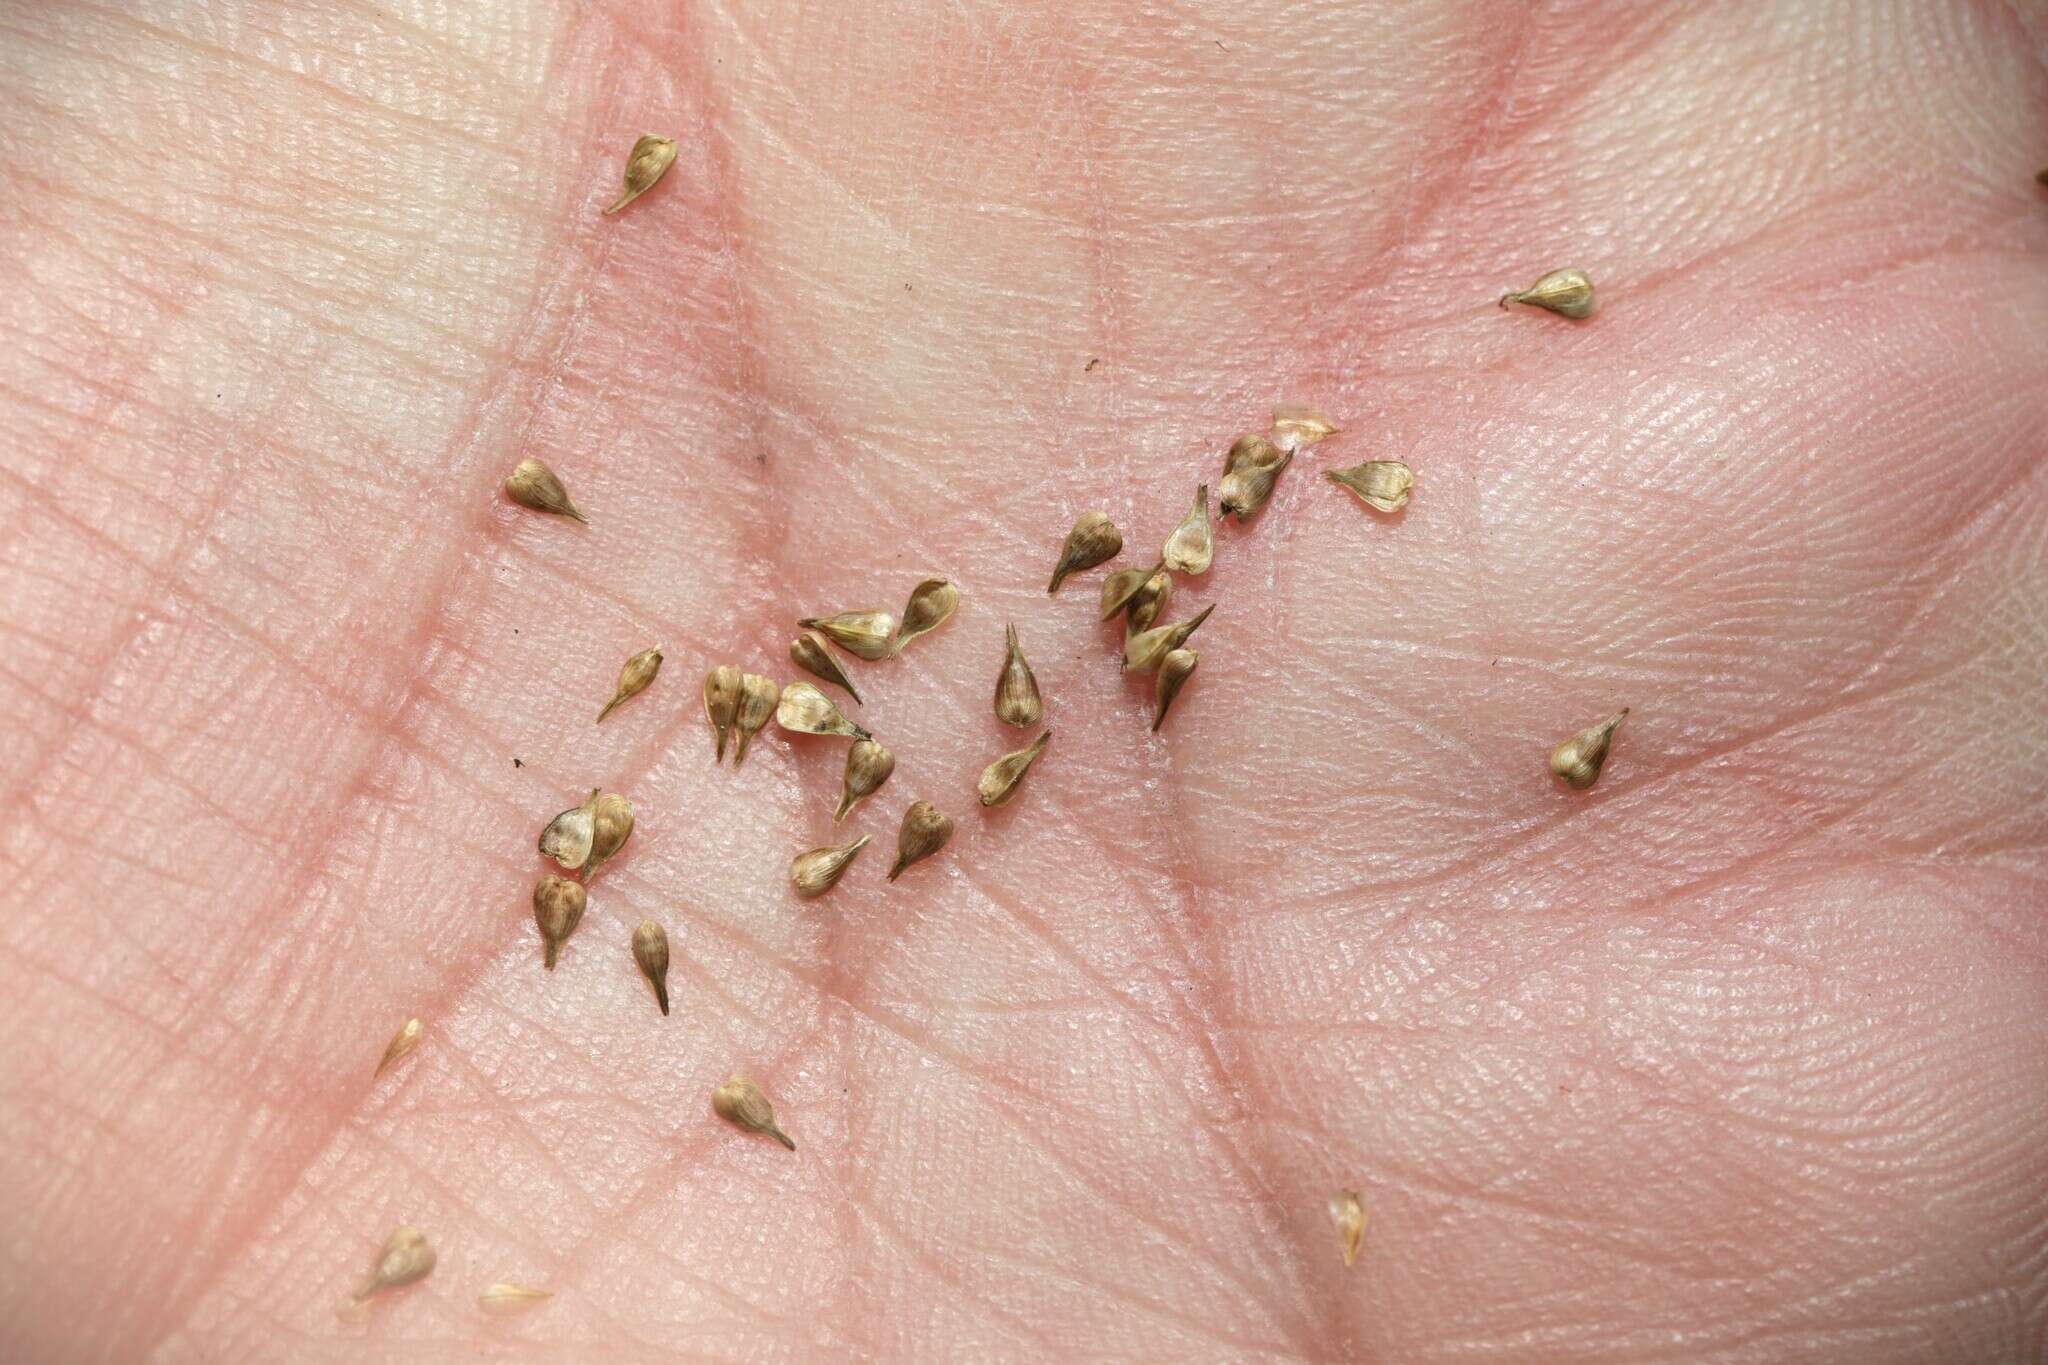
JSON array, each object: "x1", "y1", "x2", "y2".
[
  {"x1": 1085, "y1": 357, "x2": 1100, "y2": 372},
  {"x1": 513, "y1": 758, "x2": 523, "y2": 768}
]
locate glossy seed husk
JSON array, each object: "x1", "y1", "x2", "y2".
[
  {"x1": 583, "y1": 791, "x2": 634, "y2": 878},
  {"x1": 1161, "y1": 484, "x2": 1215, "y2": 575},
  {"x1": 1549, "y1": 709, "x2": 1628, "y2": 790},
  {"x1": 533, "y1": 875, "x2": 587, "y2": 970},
  {"x1": 978, "y1": 730, "x2": 1051, "y2": 808},
  {"x1": 888, "y1": 800, "x2": 953, "y2": 881},
  {"x1": 602, "y1": 133, "x2": 677, "y2": 215},
  {"x1": 375, "y1": 1017, "x2": 422, "y2": 1079},
  {"x1": 1270, "y1": 404, "x2": 1341, "y2": 452},
  {"x1": 790, "y1": 835, "x2": 870, "y2": 898},
  {"x1": 1123, "y1": 604, "x2": 1214, "y2": 673},
  {"x1": 1500, "y1": 267, "x2": 1595, "y2": 319},
  {"x1": 994, "y1": 623, "x2": 1043, "y2": 727},
  {"x1": 791, "y1": 631, "x2": 861, "y2": 704},
  {"x1": 478, "y1": 1283, "x2": 553, "y2": 1315},
  {"x1": 1125, "y1": 568, "x2": 1172, "y2": 636},
  {"x1": 1152, "y1": 648, "x2": 1197, "y2": 731},
  {"x1": 704, "y1": 666, "x2": 742, "y2": 762},
  {"x1": 776, "y1": 681, "x2": 871, "y2": 740},
  {"x1": 504, "y1": 457, "x2": 587, "y2": 523},
  {"x1": 836, "y1": 739, "x2": 895, "y2": 823},
  {"x1": 892, "y1": 578, "x2": 959, "y2": 655},
  {"x1": 598, "y1": 645, "x2": 663, "y2": 722},
  {"x1": 798, "y1": 610, "x2": 896, "y2": 662},
  {"x1": 1099, "y1": 563, "x2": 1156, "y2": 621},
  {"x1": 1331, "y1": 1189, "x2": 1366, "y2": 1267},
  {"x1": 712, "y1": 1074, "x2": 795, "y2": 1149},
  {"x1": 1049, "y1": 511, "x2": 1123, "y2": 593},
  {"x1": 1327, "y1": 460, "x2": 1414, "y2": 514},
  {"x1": 731, "y1": 673, "x2": 779, "y2": 767},
  {"x1": 537, "y1": 797, "x2": 596, "y2": 871},
  {"x1": 631, "y1": 918, "x2": 671, "y2": 1016},
  {"x1": 355, "y1": 1226, "x2": 435, "y2": 1305}
]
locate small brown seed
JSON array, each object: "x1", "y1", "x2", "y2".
[
  {"x1": 994, "y1": 623, "x2": 1043, "y2": 727},
  {"x1": 1327, "y1": 460, "x2": 1414, "y2": 514},
  {"x1": 1162, "y1": 484, "x2": 1215, "y2": 575},
  {"x1": 978, "y1": 730, "x2": 1051, "y2": 808},
  {"x1": 631, "y1": 918, "x2": 670, "y2": 1016},
  {"x1": 836, "y1": 739, "x2": 896, "y2": 823},
  {"x1": 533, "y1": 874, "x2": 587, "y2": 970},
  {"x1": 1330, "y1": 1189, "x2": 1366, "y2": 1267},
  {"x1": 374, "y1": 1017, "x2": 422, "y2": 1079},
  {"x1": 597, "y1": 645, "x2": 662, "y2": 722},
  {"x1": 1500, "y1": 267, "x2": 1595, "y2": 319},
  {"x1": 1099, "y1": 562, "x2": 1161, "y2": 621},
  {"x1": 712, "y1": 1073, "x2": 795, "y2": 1149},
  {"x1": 504, "y1": 457, "x2": 586, "y2": 524},
  {"x1": 798, "y1": 610, "x2": 897, "y2": 661},
  {"x1": 352, "y1": 1226, "x2": 435, "y2": 1306},
  {"x1": 1270, "y1": 405, "x2": 1341, "y2": 452},
  {"x1": 892, "y1": 578, "x2": 959, "y2": 655},
  {"x1": 1125, "y1": 567, "x2": 1173, "y2": 636},
  {"x1": 1048, "y1": 511, "x2": 1123, "y2": 593},
  {"x1": 602, "y1": 133, "x2": 677, "y2": 215},
  {"x1": 731, "y1": 673, "x2": 779, "y2": 768},
  {"x1": 1124, "y1": 604, "x2": 1214, "y2": 673},
  {"x1": 791, "y1": 631, "x2": 861, "y2": 704},
  {"x1": 776, "y1": 681, "x2": 871, "y2": 740},
  {"x1": 478, "y1": 1283, "x2": 552, "y2": 1316},
  {"x1": 583, "y1": 791, "x2": 634, "y2": 878},
  {"x1": 537, "y1": 796, "x2": 596, "y2": 871},
  {"x1": 1549, "y1": 708, "x2": 1628, "y2": 790},
  {"x1": 704, "y1": 666, "x2": 742, "y2": 763},
  {"x1": 1219, "y1": 443, "x2": 1293, "y2": 521},
  {"x1": 1152, "y1": 648, "x2": 1197, "y2": 731},
  {"x1": 889, "y1": 800, "x2": 954, "y2": 881},
  {"x1": 790, "y1": 835, "x2": 870, "y2": 898},
  {"x1": 1223, "y1": 433, "x2": 1282, "y2": 477}
]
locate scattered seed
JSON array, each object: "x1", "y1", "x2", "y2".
[
  {"x1": 1152, "y1": 648, "x2": 1197, "y2": 731},
  {"x1": 582, "y1": 791, "x2": 635, "y2": 878},
  {"x1": 1124, "y1": 604, "x2": 1214, "y2": 672},
  {"x1": 1162, "y1": 484, "x2": 1215, "y2": 575},
  {"x1": 602, "y1": 134, "x2": 677, "y2": 215},
  {"x1": 798, "y1": 610, "x2": 897, "y2": 661},
  {"x1": 978, "y1": 730, "x2": 1051, "y2": 807},
  {"x1": 1048, "y1": 512, "x2": 1124, "y2": 593},
  {"x1": 712, "y1": 1073, "x2": 795, "y2": 1149},
  {"x1": 1099, "y1": 562, "x2": 1161, "y2": 621},
  {"x1": 892, "y1": 578, "x2": 959, "y2": 655},
  {"x1": 994, "y1": 623, "x2": 1043, "y2": 727},
  {"x1": 504, "y1": 457, "x2": 587, "y2": 524},
  {"x1": 1270, "y1": 405, "x2": 1341, "y2": 452},
  {"x1": 1500, "y1": 267, "x2": 1595, "y2": 319},
  {"x1": 889, "y1": 800, "x2": 954, "y2": 881},
  {"x1": 790, "y1": 835, "x2": 871, "y2": 898},
  {"x1": 537, "y1": 794, "x2": 597, "y2": 871},
  {"x1": 704, "y1": 666, "x2": 742, "y2": 762},
  {"x1": 478, "y1": 1283, "x2": 553, "y2": 1315},
  {"x1": 1125, "y1": 567, "x2": 1173, "y2": 636},
  {"x1": 836, "y1": 739, "x2": 896, "y2": 823},
  {"x1": 791, "y1": 631, "x2": 861, "y2": 704},
  {"x1": 1330, "y1": 1189, "x2": 1366, "y2": 1267},
  {"x1": 731, "y1": 673, "x2": 779, "y2": 767},
  {"x1": 1549, "y1": 708, "x2": 1628, "y2": 790},
  {"x1": 1219, "y1": 438, "x2": 1293, "y2": 522},
  {"x1": 1327, "y1": 460, "x2": 1414, "y2": 514},
  {"x1": 374, "y1": 1017, "x2": 422, "y2": 1079},
  {"x1": 533, "y1": 874, "x2": 587, "y2": 970},
  {"x1": 597, "y1": 645, "x2": 663, "y2": 723},
  {"x1": 350, "y1": 1226, "x2": 435, "y2": 1308},
  {"x1": 776, "y1": 681, "x2": 871, "y2": 740},
  {"x1": 631, "y1": 918, "x2": 671, "y2": 1016}
]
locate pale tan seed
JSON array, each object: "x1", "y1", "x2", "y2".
[
  {"x1": 712, "y1": 1073, "x2": 795, "y2": 1149},
  {"x1": 994, "y1": 623, "x2": 1043, "y2": 727},
  {"x1": 602, "y1": 134, "x2": 677, "y2": 215},
  {"x1": 1327, "y1": 460, "x2": 1414, "y2": 514},
  {"x1": 798, "y1": 610, "x2": 897, "y2": 661},
  {"x1": 791, "y1": 631, "x2": 861, "y2": 704},
  {"x1": 533, "y1": 874, "x2": 587, "y2": 970},
  {"x1": 537, "y1": 796, "x2": 596, "y2": 871},
  {"x1": 374, "y1": 1017, "x2": 422, "y2": 1079},
  {"x1": 892, "y1": 578, "x2": 959, "y2": 655},
  {"x1": 776, "y1": 681, "x2": 871, "y2": 740},
  {"x1": 504, "y1": 457, "x2": 587, "y2": 524},
  {"x1": 631, "y1": 918, "x2": 670, "y2": 1016},
  {"x1": 1500, "y1": 267, "x2": 1595, "y2": 319},
  {"x1": 1223, "y1": 432, "x2": 1282, "y2": 477},
  {"x1": 889, "y1": 800, "x2": 953, "y2": 881},
  {"x1": 1125, "y1": 567, "x2": 1173, "y2": 636},
  {"x1": 478, "y1": 1283, "x2": 552, "y2": 1316},
  {"x1": 1270, "y1": 404, "x2": 1341, "y2": 452},
  {"x1": 1219, "y1": 444, "x2": 1293, "y2": 521},
  {"x1": 1049, "y1": 511, "x2": 1123, "y2": 593},
  {"x1": 835, "y1": 739, "x2": 895, "y2": 823},
  {"x1": 1330, "y1": 1189, "x2": 1366, "y2": 1267},
  {"x1": 1549, "y1": 708, "x2": 1628, "y2": 790},
  {"x1": 978, "y1": 730, "x2": 1051, "y2": 808},
  {"x1": 583, "y1": 791, "x2": 634, "y2": 879},
  {"x1": 351, "y1": 1226, "x2": 435, "y2": 1307},
  {"x1": 597, "y1": 645, "x2": 663, "y2": 722},
  {"x1": 731, "y1": 673, "x2": 779, "y2": 768},
  {"x1": 1124, "y1": 604, "x2": 1214, "y2": 673},
  {"x1": 1099, "y1": 562, "x2": 1160, "y2": 621},
  {"x1": 1152, "y1": 648, "x2": 1197, "y2": 731},
  {"x1": 704, "y1": 665, "x2": 742, "y2": 763},
  {"x1": 1162, "y1": 484, "x2": 1215, "y2": 575},
  {"x1": 790, "y1": 835, "x2": 870, "y2": 898}
]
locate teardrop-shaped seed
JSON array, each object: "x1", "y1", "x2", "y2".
[
  {"x1": 835, "y1": 739, "x2": 895, "y2": 823},
  {"x1": 1161, "y1": 485, "x2": 1214, "y2": 575},
  {"x1": 790, "y1": 835, "x2": 870, "y2": 898},
  {"x1": 1123, "y1": 605, "x2": 1214, "y2": 673},
  {"x1": 1218, "y1": 445, "x2": 1292, "y2": 521},
  {"x1": 631, "y1": 918, "x2": 670, "y2": 1016},
  {"x1": 892, "y1": 578, "x2": 959, "y2": 655},
  {"x1": 537, "y1": 797, "x2": 596, "y2": 871},
  {"x1": 349, "y1": 1226, "x2": 436, "y2": 1309},
  {"x1": 1125, "y1": 567, "x2": 1172, "y2": 636},
  {"x1": 704, "y1": 666, "x2": 742, "y2": 762},
  {"x1": 1499, "y1": 267, "x2": 1595, "y2": 319},
  {"x1": 374, "y1": 1017, "x2": 423, "y2": 1078},
  {"x1": 1327, "y1": 460, "x2": 1413, "y2": 514},
  {"x1": 1099, "y1": 562, "x2": 1160, "y2": 621},
  {"x1": 776, "y1": 681, "x2": 870, "y2": 739},
  {"x1": 978, "y1": 730, "x2": 1051, "y2": 808},
  {"x1": 1549, "y1": 709, "x2": 1628, "y2": 790},
  {"x1": 731, "y1": 673, "x2": 779, "y2": 767},
  {"x1": 791, "y1": 631, "x2": 861, "y2": 704},
  {"x1": 993, "y1": 623, "x2": 1043, "y2": 727},
  {"x1": 1152, "y1": 648, "x2": 1197, "y2": 731},
  {"x1": 533, "y1": 875, "x2": 587, "y2": 970},
  {"x1": 1330, "y1": 1189, "x2": 1366, "y2": 1267},
  {"x1": 1270, "y1": 404, "x2": 1341, "y2": 451},
  {"x1": 598, "y1": 645, "x2": 663, "y2": 722},
  {"x1": 712, "y1": 1074, "x2": 795, "y2": 1149},
  {"x1": 583, "y1": 791, "x2": 634, "y2": 878},
  {"x1": 798, "y1": 610, "x2": 896, "y2": 661},
  {"x1": 504, "y1": 457, "x2": 587, "y2": 523},
  {"x1": 888, "y1": 800, "x2": 953, "y2": 881},
  {"x1": 602, "y1": 133, "x2": 677, "y2": 215},
  {"x1": 478, "y1": 1283, "x2": 553, "y2": 1315},
  {"x1": 1048, "y1": 512, "x2": 1123, "y2": 593}
]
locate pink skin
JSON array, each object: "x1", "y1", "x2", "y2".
[{"x1": 2, "y1": 1, "x2": 2046, "y2": 1360}]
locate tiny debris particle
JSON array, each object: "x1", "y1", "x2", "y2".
[
  {"x1": 1125, "y1": 567, "x2": 1173, "y2": 636},
  {"x1": 2038, "y1": 167, "x2": 2048, "y2": 187},
  {"x1": 478, "y1": 1283, "x2": 552, "y2": 1316},
  {"x1": 598, "y1": 645, "x2": 663, "y2": 723},
  {"x1": 836, "y1": 738, "x2": 896, "y2": 823},
  {"x1": 1330, "y1": 1189, "x2": 1366, "y2": 1267},
  {"x1": 791, "y1": 631, "x2": 862, "y2": 703},
  {"x1": 892, "y1": 578, "x2": 960, "y2": 655},
  {"x1": 602, "y1": 133, "x2": 677, "y2": 215},
  {"x1": 1327, "y1": 460, "x2": 1414, "y2": 515},
  {"x1": 533, "y1": 874, "x2": 587, "y2": 970},
  {"x1": 703, "y1": 666, "x2": 743, "y2": 762},
  {"x1": 537, "y1": 794, "x2": 597, "y2": 871},
  {"x1": 1549, "y1": 708, "x2": 1628, "y2": 790},
  {"x1": 776, "y1": 681, "x2": 871, "y2": 740},
  {"x1": 1152, "y1": 648, "x2": 1197, "y2": 731},
  {"x1": 1048, "y1": 511, "x2": 1123, "y2": 593},
  {"x1": 374, "y1": 1017, "x2": 422, "y2": 1079},
  {"x1": 790, "y1": 835, "x2": 870, "y2": 898},
  {"x1": 1162, "y1": 484, "x2": 1216, "y2": 575},
  {"x1": 1269, "y1": 405, "x2": 1341, "y2": 453},
  {"x1": 583, "y1": 790, "x2": 635, "y2": 879},
  {"x1": 798, "y1": 609, "x2": 897, "y2": 661},
  {"x1": 731, "y1": 673, "x2": 780, "y2": 767},
  {"x1": 889, "y1": 800, "x2": 954, "y2": 881},
  {"x1": 712, "y1": 1073, "x2": 796, "y2": 1149},
  {"x1": 513, "y1": 757, "x2": 523, "y2": 768},
  {"x1": 1085, "y1": 356, "x2": 1100, "y2": 371},
  {"x1": 994, "y1": 623, "x2": 1044, "y2": 727},
  {"x1": 631, "y1": 918, "x2": 671, "y2": 1016},
  {"x1": 978, "y1": 730, "x2": 1051, "y2": 807},
  {"x1": 347, "y1": 1226, "x2": 435, "y2": 1311},
  {"x1": 1500, "y1": 267, "x2": 1596, "y2": 319},
  {"x1": 503, "y1": 457, "x2": 587, "y2": 524},
  {"x1": 1124, "y1": 604, "x2": 1215, "y2": 673}
]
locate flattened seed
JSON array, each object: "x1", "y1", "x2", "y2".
[
  {"x1": 892, "y1": 578, "x2": 959, "y2": 655},
  {"x1": 994, "y1": 623, "x2": 1043, "y2": 727},
  {"x1": 533, "y1": 874, "x2": 587, "y2": 970},
  {"x1": 1270, "y1": 404, "x2": 1341, "y2": 452},
  {"x1": 374, "y1": 1017, "x2": 422, "y2": 1079},
  {"x1": 478, "y1": 1283, "x2": 552, "y2": 1315},
  {"x1": 348, "y1": 1226, "x2": 435, "y2": 1309},
  {"x1": 704, "y1": 666, "x2": 742, "y2": 762},
  {"x1": 978, "y1": 730, "x2": 1051, "y2": 807},
  {"x1": 791, "y1": 631, "x2": 861, "y2": 704},
  {"x1": 889, "y1": 800, "x2": 953, "y2": 881},
  {"x1": 1330, "y1": 1190, "x2": 1366, "y2": 1267},
  {"x1": 537, "y1": 796, "x2": 596, "y2": 871},
  {"x1": 1162, "y1": 484, "x2": 1215, "y2": 575},
  {"x1": 791, "y1": 835, "x2": 870, "y2": 898},
  {"x1": 798, "y1": 610, "x2": 896, "y2": 661},
  {"x1": 598, "y1": 645, "x2": 663, "y2": 722},
  {"x1": 1049, "y1": 511, "x2": 1123, "y2": 593},
  {"x1": 1099, "y1": 563, "x2": 1158, "y2": 621},
  {"x1": 583, "y1": 791, "x2": 634, "y2": 879},
  {"x1": 1125, "y1": 568, "x2": 1172, "y2": 636},
  {"x1": 631, "y1": 918, "x2": 670, "y2": 1016},
  {"x1": 1327, "y1": 460, "x2": 1413, "y2": 515},
  {"x1": 731, "y1": 673, "x2": 779, "y2": 767},
  {"x1": 836, "y1": 739, "x2": 895, "y2": 823},
  {"x1": 602, "y1": 133, "x2": 677, "y2": 215},
  {"x1": 1152, "y1": 648, "x2": 1197, "y2": 731},
  {"x1": 1124, "y1": 604, "x2": 1214, "y2": 673},
  {"x1": 504, "y1": 457, "x2": 586, "y2": 524},
  {"x1": 776, "y1": 681, "x2": 870, "y2": 740},
  {"x1": 1549, "y1": 708, "x2": 1628, "y2": 790},
  {"x1": 1500, "y1": 267, "x2": 1595, "y2": 319},
  {"x1": 713, "y1": 1074, "x2": 795, "y2": 1149},
  {"x1": 1218, "y1": 439, "x2": 1293, "y2": 521}
]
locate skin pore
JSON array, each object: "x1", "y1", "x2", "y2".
[{"x1": 1, "y1": 1, "x2": 2046, "y2": 1361}]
